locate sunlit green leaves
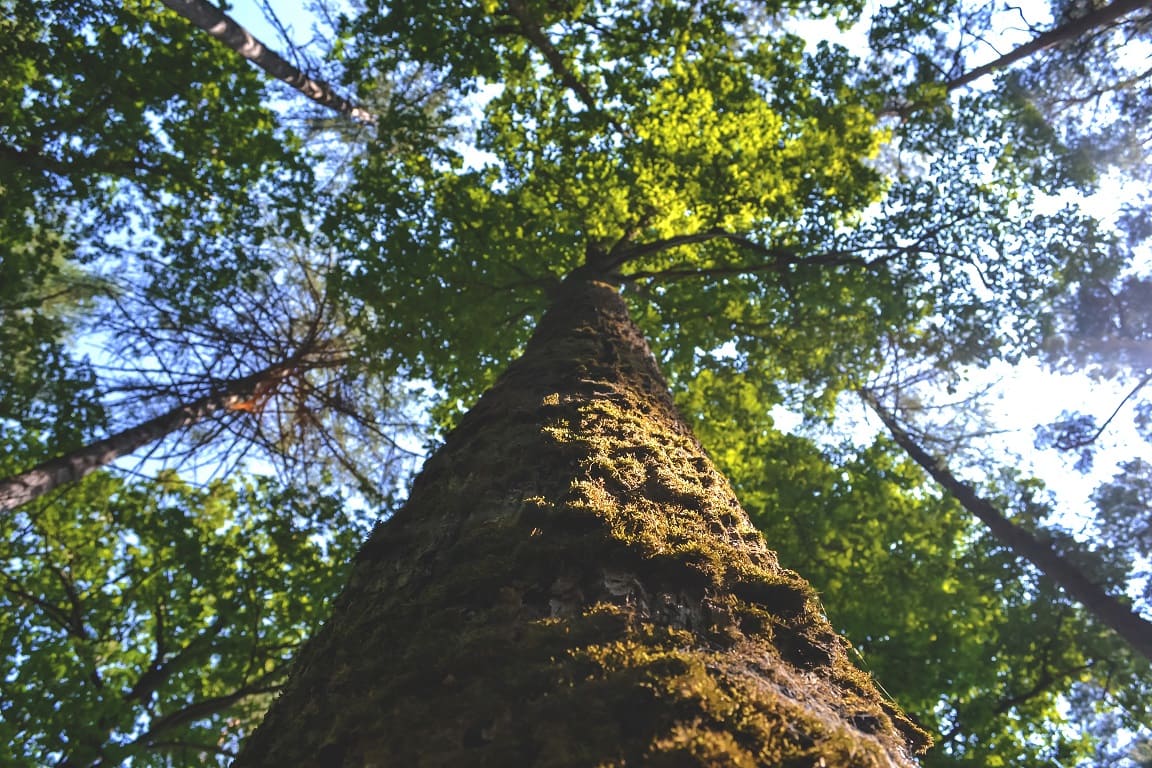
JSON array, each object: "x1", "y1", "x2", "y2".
[
  {"x1": 330, "y1": 0, "x2": 898, "y2": 424},
  {"x1": 6, "y1": 0, "x2": 1149, "y2": 764}
]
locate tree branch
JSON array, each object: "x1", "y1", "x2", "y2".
[
  {"x1": 127, "y1": 614, "x2": 229, "y2": 705},
  {"x1": 1, "y1": 572, "x2": 79, "y2": 639},
  {"x1": 0, "y1": 141, "x2": 161, "y2": 180},
  {"x1": 504, "y1": 0, "x2": 601, "y2": 115},
  {"x1": 609, "y1": 228, "x2": 887, "y2": 282},
  {"x1": 946, "y1": 0, "x2": 1152, "y2": 91},
  {"x1": 939, "y1": 664, "x2": 1079, "y2": 743},
  {"x1": 1055, "y1": 369, "x2": 1152, "y2": 450},
  {"x1": 0, "y1": 360, "x2": 298, "y2": 513},
  {"x1": 139, "y1": 676, "x2": 283, "y2": 744}
]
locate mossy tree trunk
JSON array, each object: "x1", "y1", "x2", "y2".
[{"x1": 234, "y1": 274, "x2": 930, "y2": 767}]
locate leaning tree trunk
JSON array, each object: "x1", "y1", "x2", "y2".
[
  {"x1": 945, "y1": 0, "x2": 1152, "y2": 91},
  {"x1": 234, "y1": 275, "x2": 929, "y2": 766},
  {"x1": 157, "y1": 0, "x2": 374, "y2": 123},
  {"x1": 861, "y1": 390, "x2": 1152, "y2": 663},
  {"x1": 0, "y1": 363, "x2": 290, "y2": 512}
]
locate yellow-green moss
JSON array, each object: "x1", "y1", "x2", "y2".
[{"x1": 235, "y1": 278, "x2": 929, "y2": 767}]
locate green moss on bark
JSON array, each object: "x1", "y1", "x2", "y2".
[{"x1": 234, "y1": 277, "x2": 929, "y2": 766}]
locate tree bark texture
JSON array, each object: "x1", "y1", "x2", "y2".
[
  {"x1": 862, "y1": 390, "x2": 1152, "y2": 663},
  {"x1": 0, "y1": 364, "x2": 289, "y2": 512},
  {"x1": 157, "y1": 0, "x2": 374, "y2": 123},
  {"x1": 235, "y1": 276, "x2": 929, "y2": 767}
]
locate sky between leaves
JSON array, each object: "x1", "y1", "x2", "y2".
[
  {"x1": 3, "y1": 0, "x2": 1152, "y2": 765},
  {"x1": 188, "y1": 0, "x2": 1152, "y2": 759}
]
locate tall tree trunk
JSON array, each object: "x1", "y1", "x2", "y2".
[
  {"x1": 861, "y1": 389, "x2": 1152, "y2": 663},
  {"x1": 234, "y1": 274, "x2": 929, "y2": 766},
  {"x1": 157, "y1": 0, "x2": 374, "y2": 123},
  {"x1": 946, "y1": 0, "x2": 1152, "y2": 91},
  {"x1": 0, "y1": 363, "x2": 291, "y2": 512}
]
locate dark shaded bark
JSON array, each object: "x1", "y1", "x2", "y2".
[
  {"x1": 0, "y1": 363, "x2": 291, "y2": 512},
  {"x1": 945, "y1": 0, "x2": 1152, "y2": 91},
  {"x1": 157, "y1": 0, "x2": 373, "y2": 123},
  {"x1": 235, "y1": 275, "x2": 929, "y2": 766},
  {"x1": 862, "y1": 389, "x2": 1152, "y2": 663}
]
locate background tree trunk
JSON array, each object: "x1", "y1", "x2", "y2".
[
  {"x1": 945, "y1": 0, "x2": 1152, "y2": 90},
  {"x1": 0, "y1": 363, "x2": 291, "y2": 512},
  {"x1": 234, "y1": 276, "x2": 929, "y2": 766},
  {"x1": 861, "y1": 389, "x2": 1152, "y2": 662},
  {"x1": 157, "y1": 0, "x2": 373, "y2": 123}
]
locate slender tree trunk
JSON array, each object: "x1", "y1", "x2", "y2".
[
  {"x1": 157, "y1": 0, "x2": 374, "y2": 124},
  {"x1": 861, "y1": 389, "x2": 1152, "y2": 663},
  {"x1": 235, "y1": 274, "x2": 929, "y2": 766},
  {"x1": 946, "y1": 0, "x2": 1152, "y2": 91},
  {"x1": 0, "y1": 363, "x2": 291, "y2": 512}
]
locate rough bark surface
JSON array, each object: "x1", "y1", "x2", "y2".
[{"x1": 235, "y1": 277, "x2": 930, "y2": 766}]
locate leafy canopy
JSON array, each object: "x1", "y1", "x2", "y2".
[
  {"x1": 0, "y1": 471, "x2": 366, "y2": 767},
  {"x1": 3, "y1": 0, "x2": 1150, "y2": 765}
]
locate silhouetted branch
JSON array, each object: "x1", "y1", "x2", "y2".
[
  {"x1": 504, "y1": 0, "x2": 602, "y2": 115},
  {"x1": 1054, "y1": 370, "x2": 1152, "y2": 450},
  {"x1": 945, "y1": 0, "x2": 1152, "y2": 91}
]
